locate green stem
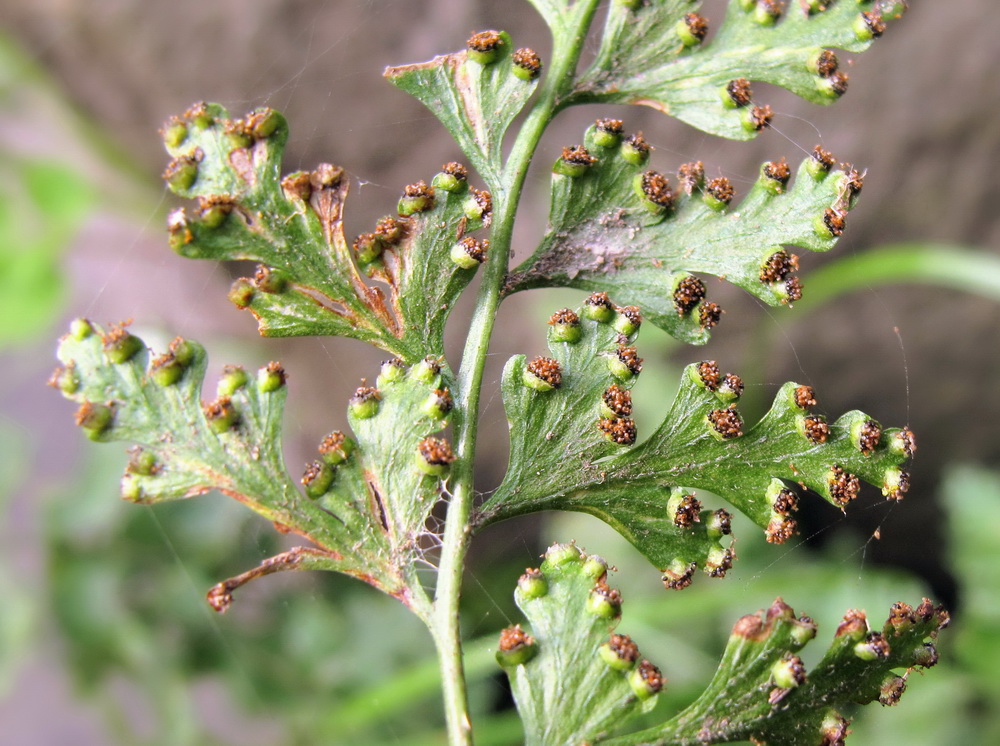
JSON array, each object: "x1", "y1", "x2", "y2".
[{"x1": 432, "y1": 4, "x2": 602, "y2": 743}]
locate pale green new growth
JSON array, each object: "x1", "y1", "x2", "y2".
[{"x1": 52, "y1": 1, "x2": 935, "y2": 744}]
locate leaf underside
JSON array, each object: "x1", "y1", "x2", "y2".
[
  {"x1": 574, "y1": 0, "x2": 885, "y2": 140},
  {"x1": 53, "y1": 322, "x2": 453, "y2": 604},
  {"x1": 501, "y1": 550, "x2": 948, "y2": 745},
  {"x1": 505, "y1": 121, "x2": 859, "y2": 344},
  {"x1": 385, "y1": 31, "x2": 538, "y2": 189},
  {"x1": 161, "y1": 103, "x2": 488, "y2": 361},
  {"x1": 476, "y1": 301, "x2": 913, "y2": 587}
]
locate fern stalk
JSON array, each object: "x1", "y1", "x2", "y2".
[{"x1": 437, "y1": 4, "x2": 601, "y2": 741}]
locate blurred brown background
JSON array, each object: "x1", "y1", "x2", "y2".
[{"x1": 2, "y1": 0, "x2": 999, "y2": 742}]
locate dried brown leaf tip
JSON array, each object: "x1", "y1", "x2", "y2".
[
  {"x1": 696, "y1": 360, "x2": 722, "y2": 391},
  {"x1": 794, "y1": 384, "x2": 817, "y2": 410},
  {"x1": 704, "y1": 176, "x2": 735, "y2": 208},
  {"x1": 802, "y1": 414, "x2": 830, "y2": 444},
  {"x1": 699, "y1": 302, "x2": 723, "y2": 330},
  {"x1": 524, "y1": 356, "x2": 562, "y2": 391},
  {"x1": 841, "y1": 168, "x2": 864, "y2": 204},
  {"x1": 601, "y1": 384, "x2": 633, "y2": 417},
  {"x1": 678, "y1": 161, "x2": 705, "y2": 194},
  {"x1": 281, "y1": 171, "x2": 312, "y2": 201},
  {"x1": 512, "y1": 48, "x2": 542, "y2": 80},
  {"x1": 725, "y1": 78, "x2": 753, "y2": 108},
  {"x1": 311, "y1": 162, "x2": 344, "y2": 190},
  {"x1": 673, "y1": 276, "x2": 706, "y2": 316},
  {"x1": 662, "y1": 561, "x2": 697, "y2": 591},
  {"x1": 828, "y1": 465, "x2": 861, "y2": 507},
  {"x1": 708, "y1": 406, "x2": 743, "y2": 439},
  {"x1": 598, "y1": 417, "x2": 637, "y2": 445},
  {"x1": 672, "y1": 494, "x2": 702, "y2": 528}
]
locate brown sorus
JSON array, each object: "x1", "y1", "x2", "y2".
[
  {"x1": 662, "y1": 562, "x2": 697, "y2": 591},
  {"x1": 561, "y1": 145, "x2": 596, "y2": 166},
  {"x1": 794, "y1": 385, "x2": 817, "y2": 410},
  {"x1": 418, "y1": 437, "x2": 456, "y2": 466},
  {"x1": 616, "y1": 346, "x2": 643, "y2": 375},
  {"x1": 640, "y1": 170, "x2": 675, "y2": 208},
  {"x1": 705, "y1": 176, "x2": 735, "y2": 205},
  {"x1": 512, "y1": 47, "x2": 543, "y2": 78},
  {"x1": 829, "y1": 465, "x2": 861, "y2": 507},
  {"x1": 708, "y1": 407, "x2": 743, "y2": 439},
  {"x1": 727, "y1": 78, "x2": 753, "y2": 107},
  {"x1": 803, "y1": 415, "x2": 830, "y2": 443},
  {"x1": 602, "y1": 384, "x2": 633, "y2": 417},
  {"x1": 595, "y1": 118, "x2": 624, "y2": 135},
  {"x1": 699, "y1": 302, "x2": 723, "y2": 329},
  {"x1": 678, "y1": 161, "x2": 705, "y2": 194},
  {"x1": 697, "y1": 360, "x2": 722, "y2": 391},
  {"x1": 467, "y1": 30, "x2": 503, "y2": 52},
  {"x1": 674, "y1": 276, "x2": 706, "y2": 316},
  {"x1": 527, "y1": 356, "x2": 562, "y2": 388},
  {"x1": 599, "y1": 417, "x2": 638, "y2": 445},
  {"x1": 760, "y1": 250, "x2": 799, "y2": 284},
  {"x1": 673, "y1": 494, "x2": 702, "y2": 528}
]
